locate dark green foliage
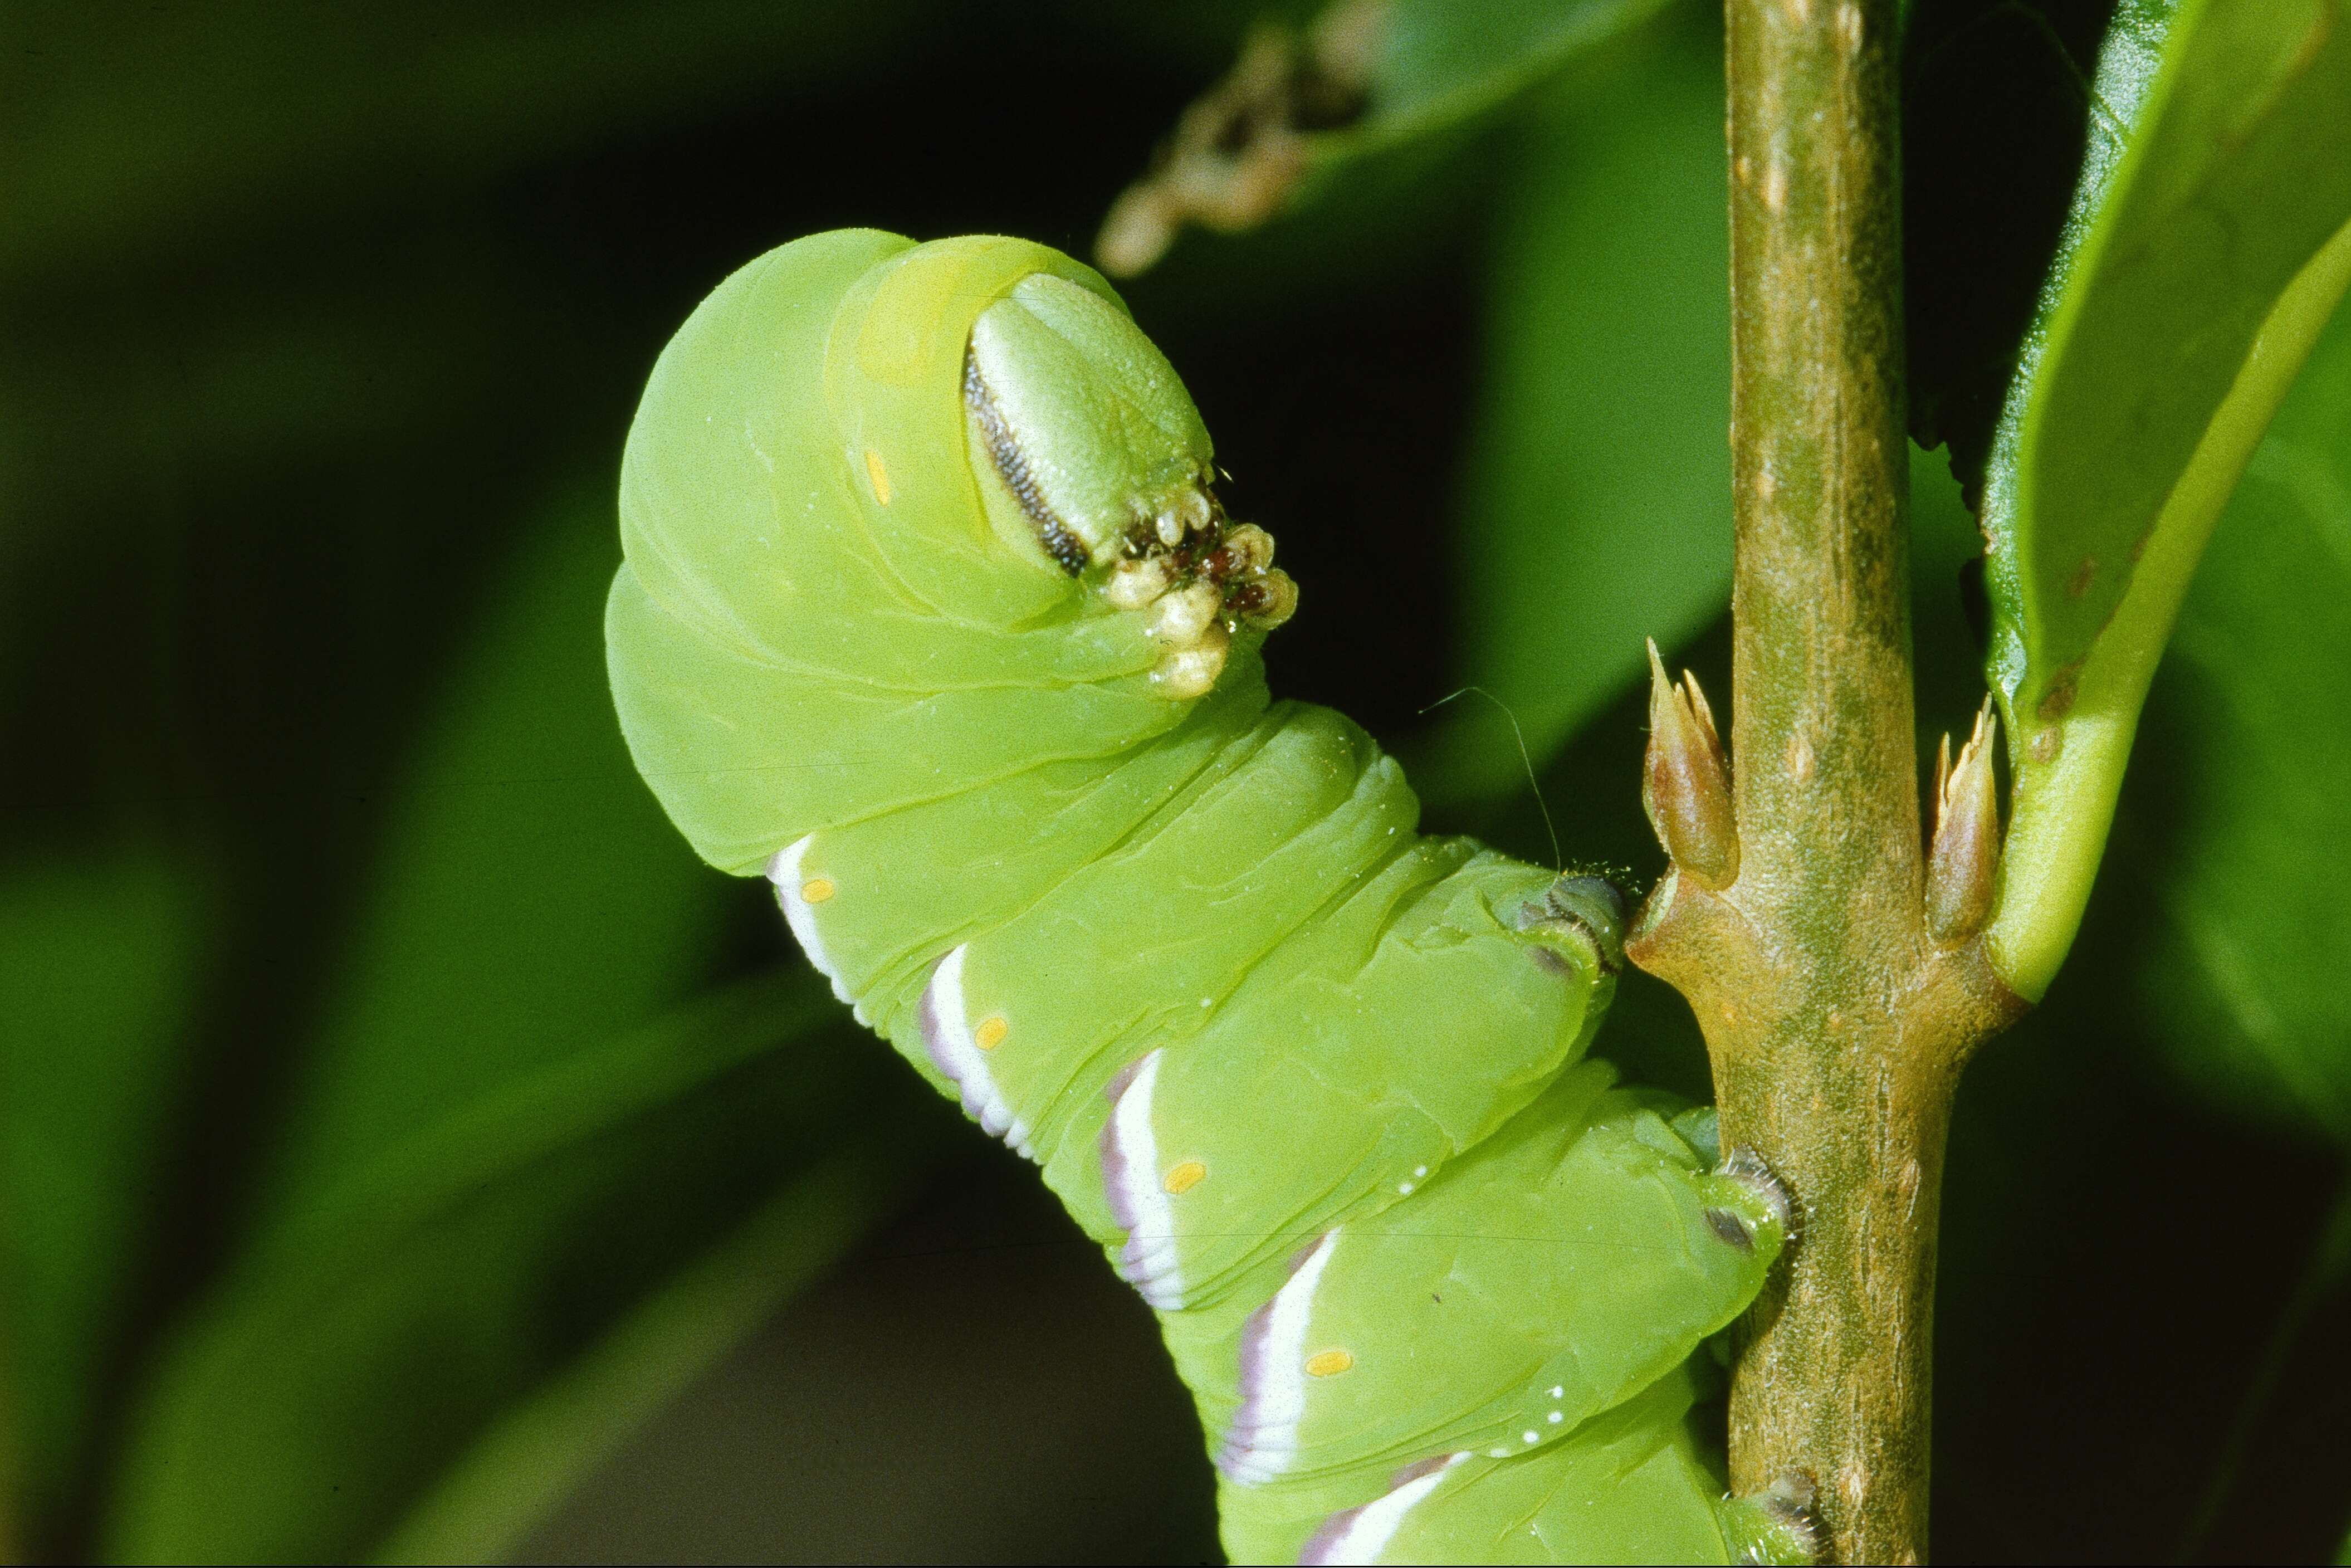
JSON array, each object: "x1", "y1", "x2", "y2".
[{"x1": 2125, "y1": 310, "x2": 2351, "y2": 1146}]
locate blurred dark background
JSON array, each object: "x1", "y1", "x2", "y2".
[{"x1": 3, "y1": 1, "x2": 2346, "y2": 1561}]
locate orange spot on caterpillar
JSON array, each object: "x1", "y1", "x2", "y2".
[
  {"x1": 865, "y1": 449, "x2": 893, "y2": 505},
  {"x1": 1163, "y1": 1160, "x2": 1206, "y2": 1194},
  {"x1": 1304, "y1": 1350, "x2": 1354, "y2": 1377},
  {"x1": 800, "y1": 877, "x2": 836, "y2": 903},
  {"x1": 975, "y1": 1016, "x2": 1009, "y2": 1051}
]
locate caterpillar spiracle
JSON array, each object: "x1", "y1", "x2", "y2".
[{"x1": 607, "y1": 230, "x2": 1802, "y2": 1565}]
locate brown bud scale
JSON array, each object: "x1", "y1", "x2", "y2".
[
  {"x1": 1641, "y1": 638, "x2": 1740, "y2": 890},
  {"x1": 1925, "y1": 698, "x2": 2002, "y2": 944}
]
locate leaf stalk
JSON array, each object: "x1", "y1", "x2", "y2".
[{"x1": 1984, "y1": 218, "x2": 2351, "y2": 1002}]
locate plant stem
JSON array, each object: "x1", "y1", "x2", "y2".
[{"x1": 1627, "y1": 0, "x2": 2023, "y2": 1558}]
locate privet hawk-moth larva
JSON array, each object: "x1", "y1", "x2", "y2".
[{"x1": 607, "y1": 230, "x2": 1800, "y2": 1565}]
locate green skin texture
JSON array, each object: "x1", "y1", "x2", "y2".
[{"x1": 608, "y1": 230, "x2": 1787, "y2": 1565}]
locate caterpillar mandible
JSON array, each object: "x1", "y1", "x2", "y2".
[{"x1": 607, "y1": 230, "x2": 1800, "y2": 1565}]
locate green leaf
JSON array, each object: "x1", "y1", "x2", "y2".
[
  {"x1": 1976, "y1": 0, "x2": 2351, "y2": 999},
  {"x1": 368, "y1": 1139, "x2": 919, "y2": 1564},
  {"x1": 251, "y1": 487, "x2": 732, "y2": 1212},
  {"x1": 1371, "y1": 0, "x2": 1679, "y2": 120},
  {"x1": 102, "y1": 966, "x2": 949, "y2": 1562},
  {"x1": 1097, "y1": 0, "x2": 1683, "y2": 289},
  {"x1": 1410, "y1": 10, "x2": 1732, "y2": 804},
  {"x1": 0, "y1": 854, "x2": 207, "y2": 1542},
  {"x1": 1989, "y1": 0, "x2": 2351, "y2": 700},
  {"x1": 90, "y1": 481, "x2": 957, "y2": 1559},
  {"x1": 2085, "y1": 303, "x2": 2351, "y2": 1560},
  {"x1": 2116, "y1": 297, "x2": 2351, "y2": 1146}
]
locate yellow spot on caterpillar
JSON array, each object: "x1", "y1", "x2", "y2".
[
  {"x1": 1163, "y1": 1160, "x2": 1206, "y2": 1194},
  {"x1": 1305, "y1": 1350, "x2": 1354, "y2": 1378},
  {"x1": 865, "y1": 448, "x2": 893, "y2": 505},
  {"x1": 800, "y1": 877, "x2": 836, "y2": 903},
  {"x1": 974, "y1": 1016, "x2": 1009, "y2": 1051}
]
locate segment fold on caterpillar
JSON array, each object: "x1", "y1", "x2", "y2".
[{"x1": 608, "y1": 229, "x2": 1792, "y2": 1565}]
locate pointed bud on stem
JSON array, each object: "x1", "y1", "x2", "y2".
[
  {"x1": 1643, "y1": 637, "x2": 1739, "y2": 888},
  {"x1": 1925, "y1": 698, "x2": 2002, "y2": 944}
]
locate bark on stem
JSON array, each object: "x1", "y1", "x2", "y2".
[{"x1": 1626, "y1": 0, "x2": 2025, "y2": 1559}]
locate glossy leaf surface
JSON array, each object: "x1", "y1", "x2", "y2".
[
  {"x1": 1986, "y1": 0, "x2": 2351, "y2": 704},
  {"x1": 1974, "y1": 0, "x2": 2351, "y2": 997},
  {"x1": 2118, "y1": 300, "x2": 2351, "y2": 1146}
]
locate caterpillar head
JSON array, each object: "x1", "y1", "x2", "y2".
[{"x1": 963, "y1": 272, "x2": 1297, "y2": 698}]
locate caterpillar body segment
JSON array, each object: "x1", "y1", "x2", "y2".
[
  {"x1": 609, "y1": 231, "x2": 1785, "y2": 1562},
  {"x1": 1273, "y1": 1360, "x2": 1738, "y2": 1566}
]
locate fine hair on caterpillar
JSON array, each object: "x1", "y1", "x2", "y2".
[{"x1": 1419, "y1": 683, "x2": 1563, "y2": 873}]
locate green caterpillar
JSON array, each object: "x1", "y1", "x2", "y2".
[{"x1": 607, "y1": 229, "x2": 1799, "y2": 1564}]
